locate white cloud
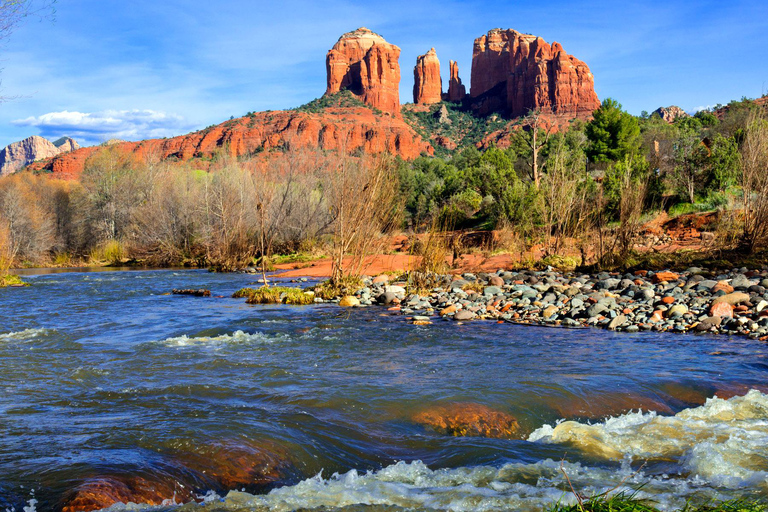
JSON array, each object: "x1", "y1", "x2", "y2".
[{"x1": 12, "y1": 109, "x2": 196, "y2": 146}]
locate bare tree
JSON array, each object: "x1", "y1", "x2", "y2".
[
  {"x1": 515, "y1": 109, "x2": 554, "y2": 188},
  {"x1": 324, "y1": 143, "x2": 400, "y2": 286},
  {"x1": 740, "y1": 110, "x2": 768, "y2": 252}
]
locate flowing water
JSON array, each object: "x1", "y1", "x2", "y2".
[{"x1": 1, "y1": 269, "x2": 768, "y2": 511}]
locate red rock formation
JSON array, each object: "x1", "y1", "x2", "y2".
[
  {"x1": 27, "y1": 107, "x2": 433, "y2": 179},
  {"x1": 413, "y1": 403, "x2": 520, "y2": 438},
  {"x1": 325, "y1": 27, "x2": 401, "y2": 114},
  {"x1": 469, "y1": 29, "x2": 599, "y2": 118},
  {"x1": 413, "y1": 48, "x2": 442, "y2": 104},
  {"x1": 447, "y1": 60, "x2": 466, "y2": 102}
]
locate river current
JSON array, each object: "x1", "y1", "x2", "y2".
[{"x1": 1, "y1": 269, "x2": 768, "y2": 511}]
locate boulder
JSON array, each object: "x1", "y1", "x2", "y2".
[
  {"x1": 652, "y1": 271, "x2": 679, "y2": 284},
  {"x1": 652, "y1": 106, "x2": 689, "y2": 123},
  {"x1": 339, "y1": 295, "x2": 360, "y2": 307},
  {"x1": 61, "y1": 476, "x2": 192, "y2": 512},
  {"x1": 413, "y1": 403, "x2": 520, "y2": 438},
  {"x1": 453, "y1": 310, "x2": 476, "y2": 321},
  {"x1": 712, "y1": 292, "x2": 750, "y2": 306},
  {"x1": 710, "y1": 301, "x2": 734, "y2": 318}
]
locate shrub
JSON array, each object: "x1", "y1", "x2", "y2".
[{"x1": 237, "y1": 286, "x2": 315, "y2": 305}]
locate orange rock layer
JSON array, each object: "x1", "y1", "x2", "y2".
[
  {"x1": 470, "y1": 28, "x2": 599, "y2": 118},
  {"x1": 27, "y1": 107, "x2": 433, "y2": 179}
]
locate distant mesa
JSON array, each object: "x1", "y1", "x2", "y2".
[
  {"x1": 0, "y1": 135, "x2": 80, "y2": 176},
  {"x1": 653, "y1": 105, "x2": 689, "y2": 123},
  {"x1": 325, "y1": 27, "x2": 402, "y2": 114},
  {"x1": 470, "y1": 28, "x2": 600, "y2": 118}
]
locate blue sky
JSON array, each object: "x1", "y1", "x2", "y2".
[{"x1": 0, "y1": 0, "x2": 766, "y2": 148}]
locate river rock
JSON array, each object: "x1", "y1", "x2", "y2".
[
  {"x1": 696, "y1": 316, "x2": 723, "y2": 331},
  {"x1": 339, "y1": 296, "x2": 360, "y2": 307},
  {"x1": 652, "y1": 271, "x2": 679, "y2": 284},
  {"x1": 453, "y1": 310, "x2": 476, "y2": 321},
  {"x1": 483, "y1": 286, "x2": 503, "y2": 296},
  {"x1": 712, "y1": 292, "x2": 750, "y2": 306},
  {"x1": 710, "y1": 301, "x2": 734, "y2": 318},
  {"x1": 608, "y1": 315, "x2": 627, "y2": 330},
  {"x1": 412, "y1": 403, "x2": 519, "y2": 438},
  {"x1": 666, "y1": 304, "x2": 688, "y2": 318}
]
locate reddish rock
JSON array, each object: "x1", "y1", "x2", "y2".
[
  {"x1": 712, "y1": 281, "x2": 735, "y2": 294},
  {"x1": 652, "y1": 271, "x2": 679, "y2": 283},
  {"x1": 469, "y1": 29, "x2": 599, "y2": 118},
  {"x1": 413, "y1": 48, "x2": 442, "y2": 105},
  {"x1": 434, "y1": 135, "x2": 457, "y2": 150},
  {"x1": 61, "y1": 476, "x2": 192, "y2": 512},
  {"x1": 325, "y1": 27, "x2": 401, "y2": 114},
  {"x1": 661, "y1": 296, "x2": 675, "y2": 304},
  {"x1": 710, "y1": 301, "x2": 734, "y2": 318},
  {"x1": 413, "y1": 403, "x2": 520, "y2": 438},
  {"x1": 180, "y1": 440, "x2": 293, "y2": 490},
  {"x1": 446, "y1": 60, "x2": 466, "y2": 102},
  {"x1": 28, "y1": 108, "x2": 433, "y2": 179},
  {"x1": 652, "y1": 106, "x2": 689, "y2": 123}
]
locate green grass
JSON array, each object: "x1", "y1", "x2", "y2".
[
  {"x1": 269, "y1": 252, "x2": 327, "y2": 266},
  {"x1": 549, "y1": 494, "x2": 766, "y2": 512},
  {"x1": 234, "y1": 286, "x2": 315, "y2": 305},
  {"x1": 0, "y1": 274, "x2": 27, "y2": 287},
  {"x1": 312, "y1": 276, "x2": 364, "y2": 300}
]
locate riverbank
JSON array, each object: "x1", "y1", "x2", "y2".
[{"x1": 306, "y1": 267, "x2": 768, "y2": 339}]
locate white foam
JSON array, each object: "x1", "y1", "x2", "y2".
[
  {"x1": 196, "y1": 459, "x2": 734, "y2": 512},
  {"x1": 529, "y1": 390, "x2": 768, "y2": 489},
  {"x1": 0, "y1": 328, "x2": 54, "y2": 342},
  {"x1": 159, "y1": 330, "x2": 282, "y2": 347}
]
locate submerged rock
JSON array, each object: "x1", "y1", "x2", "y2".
[
  {"x1": 60, "y1": 475, "x2": 192, "y2": 512},
  {"x1": 413, "y1": 403, "x2": 520, "y2": 438}
]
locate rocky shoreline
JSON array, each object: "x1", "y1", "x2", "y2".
[{"x1": 312, "y1": 267, "x2": 768, "y2": 340}]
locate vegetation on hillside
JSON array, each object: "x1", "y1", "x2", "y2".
[{"x1": 1, "y1": 95, "x2": 766, "y2": 275}]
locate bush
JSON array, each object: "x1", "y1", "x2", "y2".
[
  {"x1": 236, "y1": 286, "x2": 315, "y2": 305},
  {"x1": 89, "y1": 239, "x2": 126, "y2": 265}
]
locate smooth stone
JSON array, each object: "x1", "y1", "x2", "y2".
[{"x1": 453, "y1": 310, "x2": 476, "y2": 321}]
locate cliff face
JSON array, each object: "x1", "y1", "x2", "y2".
[
  {"x1": 0, "y1": 135, "x2": 79, "y2": 176},
  {"x1": 325, "y1": 27, "x2": 401, "y2": 114},
  {"x1": 469, "y1": 29, "x2": 599, "y2": 118},
  {"x1": 27, "y1": 107, "x2": 433, "y2": 179},
  {"x1": 446, "y1": 60, "x2": 467, "y2": 103},
  {"x1": 413, "y1": 48, "x2": 442, "y2": 105}
]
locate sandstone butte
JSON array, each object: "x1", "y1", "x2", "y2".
[
  {"x1": 413, "y1": 48, "x2": 442, "y2": 105},
  {"x1": 446, "y1": 60, "x2": 467, "y2": 102},
  {"x1": 326, "y1": 27, "x2": 401, "y2": 114},
  {"x1": 470, "y1": 28, "x2": 600, "y2": 118},
  {"x1": 27, "y1": 108, "x2": 433, "y2": 179},
  {"x1": 0, "y1": 135, "x2": 79, "y2": 176}
]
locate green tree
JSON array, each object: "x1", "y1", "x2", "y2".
[{"x1": 585, "y1": 98, "x2": 641, "y2": 164}]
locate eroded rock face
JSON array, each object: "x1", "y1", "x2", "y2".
[
  {"x1": 469, "y1": 28, "x2": 599, "y2": 118},
  {"x1": 326, "y1": 27, "x2": 401, "y2": 113},
  {"x1": 413, "y1": 48, "x2": 442, "y2": 105},
  {"x1": 28, "y1": 108, "x2": 433, "y2": 179},
  {"x1": 413, "y1": 403, "x2": 520, "y2": 438},
  {"x1": 0, "y1": 135, "x2": 66, "y2": 176},
  {"x1": 446, "y1": 60, "x2": 467, "y2": 102},
  {"x1": 652, "y1": 105, "x2": 689, "y2": 123}
]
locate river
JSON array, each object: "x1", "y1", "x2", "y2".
[{"x1": 1, "y1": 269, "x2": 767, "y2": 511}]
